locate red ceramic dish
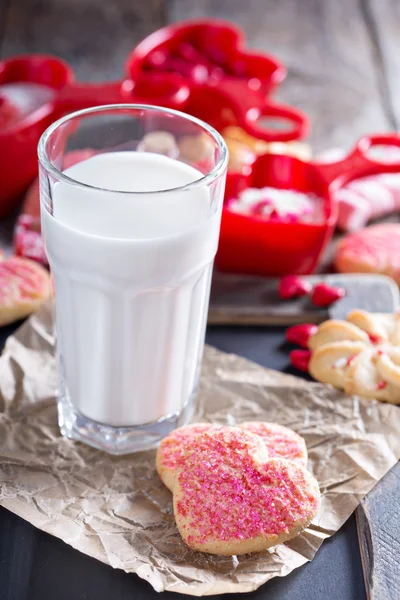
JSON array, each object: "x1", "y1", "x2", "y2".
[
  {"x1": 216, "y1": 134, "x2": 400, "y2": 276},
  {"x1": 128, "y1": 19, "x2": 308, "y2": 143},
  {"x1": 128, "y1": 19, "x2": 286, "y2": 94}
]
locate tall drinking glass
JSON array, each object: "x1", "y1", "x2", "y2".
[{"x1": 38, "y1": 104, "x2": 228, "y2": 454}]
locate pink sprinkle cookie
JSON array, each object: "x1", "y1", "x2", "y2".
[
  {"x1": 335, "y1": 224, "x2": 400, "y2": 285},
  {"x1": 156, "y1": 423, "x2": 216, "y2": 491},
  {"x1": 240, "y1": 422, "x2": 308, "y2": 466},
  {"x1": 0, "y1": 256, "x2": 51, "y2": 326},
  {"x1": 173, "y1": 427, "x2": 320, "y2": 555}
]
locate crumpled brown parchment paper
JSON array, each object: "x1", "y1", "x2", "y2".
[{"x1": 0, "y1": 306, "x2": 399, "y2": 596}]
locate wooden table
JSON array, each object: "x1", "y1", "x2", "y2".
[{"x1": 1, "y1": 1, "x2": 399, "y2": 598}]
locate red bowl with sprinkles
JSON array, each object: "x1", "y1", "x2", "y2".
[
  {"x1": 216, "y1": 153, "x2": 337, "y2": 276},
  {"x1": 216, "y1": 134, "x2": 400, "y2": 276}
]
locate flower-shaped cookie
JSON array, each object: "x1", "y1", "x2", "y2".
[
  {"x1": 173, "y1": 427, "x2": 320, "y2": 555},
  {"x1": 308, "y1": 309, "x2": 400, "y2": 404},
  {"x1": 156, "y1": 421, "x2": 308, "y2": 491}
]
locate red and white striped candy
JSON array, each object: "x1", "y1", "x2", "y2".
[{"x1": 317, "y1": 147, "x2": 400, "y2": 232}]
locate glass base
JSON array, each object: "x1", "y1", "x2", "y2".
[{"x1": 57, "y1": 388, "x2": 197, "y2": 455}]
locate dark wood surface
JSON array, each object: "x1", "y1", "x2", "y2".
[
  {"x1": 209, "y1": 273, "x2": 400, "y2": 325},
  {"x1": 356, "y1": 468, "x2": 400, "y2": 600},
  {"x1": 0, "y1": 0, "x2": 165, "y2": 82},
  {"x1": 1, "y1": 1, "x2": 399, "y2": 598}
]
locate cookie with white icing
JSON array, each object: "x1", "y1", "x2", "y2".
[{"x1": 307, "y1": 310, "x2": 400, "y2": 404}]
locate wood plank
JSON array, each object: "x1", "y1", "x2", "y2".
[
  {"x1": 208, "y1": 273, "x2": 399, "y2": 325},
  {"x1": 363, "y1": 0, "x2": 400, "y2": 129},
  {"x1": 356, "y1": 462, "x2": 400, "y2": 600},
  {"x1": 166, "y1": 0, "x2": 390, "y2": 151},
  {"x1": 0, "y1": 0, "x2": 165, "y2": 81},
  {"x1": 0, "y1": 0, "x2": 11, "y2": 53}
]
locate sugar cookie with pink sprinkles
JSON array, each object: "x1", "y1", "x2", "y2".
[
  {"x1": 240, "y1": 422, "x2": 308, "y2": 466},
  {"x1": 0, "y1": 255, "x2": 51, "y2": 326},
  {"x1": 173, "y1": 427, "x2": 320, "y2": 555},
  {"x1": 156, "y1": 423, "x2": 216, "y2": 491}
]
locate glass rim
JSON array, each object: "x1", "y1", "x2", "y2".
[{"x1": 38, "y1": 103, "x2": 228, "y2": 195}]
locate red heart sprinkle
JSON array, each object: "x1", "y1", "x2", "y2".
[
  {"x1": 290, "y1": 349, "x2": 312, "y2": 372},
  {"x1": 285, "y1": 324, "x2": 318, "y2": 348},
  {"x1": 279, "y1": 275, "x2": 312, "y2": 300},
  {"x1": 311, "y1": 283, "x2": 345, "y2": 307}
]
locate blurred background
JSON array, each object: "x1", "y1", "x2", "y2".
[{"x1": 1, "y1": 0, "x2": 398, "y2": 152}]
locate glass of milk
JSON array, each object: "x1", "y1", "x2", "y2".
[{"x1": 38, "y1": 104, "x2": 228, "y2": 454}]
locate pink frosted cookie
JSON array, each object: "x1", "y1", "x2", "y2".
[
  {"x1": 157, "y1": 421, "x2": 308, "y2": 491},
  {"x1": 0, "y1": 256, "x2": 51, "y2": 326},
  {"x1": 335, "y1": 224, "x2": 400, "y2": 284},
  {"x1": 173, "y1": 427, "x2": 320, "y2": 555},
  {"x1": 156, "y1": 423, "x2": 216, "y2": 491},
  {"x1": 240, "y1": 422, "x2": 308, "y2": 466}
]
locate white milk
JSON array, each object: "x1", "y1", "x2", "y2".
[{"x1": 41, "y1": 152, "x2": 223, "y2": 427}]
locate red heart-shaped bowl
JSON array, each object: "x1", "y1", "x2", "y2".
[
  {"x1": 128, "y1": 19, "x2": 286, "y2": 95},
  {"x1": 128, "y1": 21, "x2": 308, "y2": 144},
  {"x1": 216, "y1": 153, "x2": 337, "y2": 276},
  {"x1": 217, "y1": 134, "x2": 400, "y2": 276}
]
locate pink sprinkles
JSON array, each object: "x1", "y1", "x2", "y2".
[
  {"x1": 159, "y1": 423, "x2": 214, "y2": 470},
  {"x1": 241, "y1": 422, "x2": 307, "y2": 465},
  {"x1": 176, "y1": 428, "x2": 319, "y2": 545}
]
